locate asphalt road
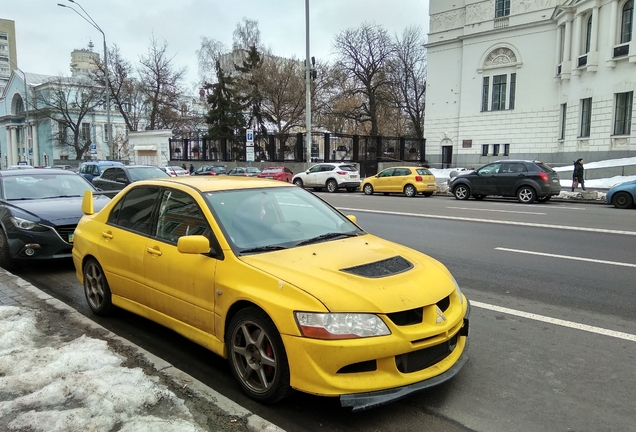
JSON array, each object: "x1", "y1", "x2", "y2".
[{"x1": 16, "y1": 193, "x2": 636, "y2": 432}]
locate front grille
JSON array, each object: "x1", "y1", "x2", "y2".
[
  {"x1": 387, "y1": 307, "x2": 423, "y2": 326},
  {"x1": 341, "y1": 256, "x2": 413, "y2": 278},
  {"x1": 395, "y1": 334, "x2": 458, "y2": 373},
  {"x1": 53, "y1": 225, "x2": 76, "y2": 243}
]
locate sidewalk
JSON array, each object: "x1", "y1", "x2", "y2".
[{"x1": 0, "y1": 269, "x2": 284, "y2": 432}]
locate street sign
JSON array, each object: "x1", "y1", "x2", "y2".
[
  {"x1": 246, "y1": 147, "x2": 255, "y2": 162},
  {"x1": 90, "y1": 144, "x2": 97, "y2": 151},
  {"x1": 246, "y1": 129, "x2": 254, "y2": 146}
]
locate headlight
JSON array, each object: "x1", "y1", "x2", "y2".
[
  {"x1": 451, "y1": 274, "x2": 464, "y2": 305},
  {"x1": 9, "y1": 216, "x2": 49, "y2": 231},
  {"x1": 295, "y1": 312, "x2": 391, "y2": 339}
]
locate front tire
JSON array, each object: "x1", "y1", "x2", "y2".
[
  {"x1": 404, "y1": 184, "x2": 416, "y2": 197},
  {"x1": 226, "y1": 307, "x2": 291, "y2": 404},
  {"x1": 83, "y1": 258, "x2": 113, "y2": 316},
  {"x1": 363, "y1": 184, "x2": 374, "y2": 195},
  {"x1": 453, "y1": 184, "x2": 470, "y2": 200},
  {"x1": 326, "y1": 179, "x2": 338, "y2": 193},
  {"x1": 517, "y1": 186, "x2": 536, "y2": 204},
  {"x1": 0, "y1": 229, "x2": 17, "y2": 272},
  {"x1": 612, "y1": 192, "x2": 634, "y2": 209},
  {"x1": 292, "y1": 178, "x2": 303, "y2": 188}
]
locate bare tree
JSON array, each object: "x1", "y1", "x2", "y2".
[
  {"x1": 257, "y1": 56, "x2": 305, "y2": 135},
  {"x1": 332, "y1": 22, "x2": 396, "y2": 136},
  {"x1": 138, "y1": 36, "x2": 187, "y2": 130},
  {"x1": 196, "y1": 37, "x2": 227, "y2": 85},
  {"x1": 33, "y1": 76, "x2": 103, "y2": 160},
  {"x1": 390, "y1": 26, "x2": 427, "y2": 138},
  {"x1": 92, "y1": 44, "x2": 145, "y2": 132},
  {"x1": 232, "y1": 17, "x2": 262, "y2": 51}
]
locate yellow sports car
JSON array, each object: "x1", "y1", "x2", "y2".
[
  {"x1": 362, "y1": 166, "x2": 437, "y2": 197},
  {"x1": 73, "y1": 176, "x2": 469, "y2": 411}
]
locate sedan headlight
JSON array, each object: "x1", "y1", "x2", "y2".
[
  {"x1": 295, "y1": 312, "x2": 391, "y2": 339},
  {"x1": 9, "y1": 216, "x2": 49, "y2": 231},
  {"x1": 451, "y1": 274, "x2": 464, "y2": 305}
]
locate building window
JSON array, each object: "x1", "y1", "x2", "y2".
[
  {"x1": 580, "y1": 98, "x2": 592, "y2": 138},
  {"x1": 491, "y1": 75, "x2": 507, "y2": 111},
  {"x1": 614, "y1": 91, "x2": 633, "y2": 135},
  {"x1": 481, "y1": 77, "x2": 490, "y2": 111},
  {"x1": 559, "y1": 103, "x2": 567, "y2": 140},
  {"x1": 503, "y1": 144, "x2": 510, "y2": 156},
  {"x1": 81, "y1": 123, "x2": 91, "y2": 141},
  {"x1": 495, "y1": 0, "x2": 510, "y2": 18},
  {"x1": 482, "y1": 145, "x2": 489, "y2": 156},
  {"x1": 621, "y1": 0, "x2": 634, "y2": 44},
  {"x1": 509, "y1": 73, "x2": 516, "y2": 109},
  {"x1": 585, "y1": 15, "x2": 593, "y2": 54},
  {"x1": 492, "y1": 144, "x2": 500, "y2": 156}
]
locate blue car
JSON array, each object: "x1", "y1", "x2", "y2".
[
  {"x1": 78, "y1": 160, "x2": 124, "y2": 182},
  {"x1": 606, "y1": 179, "x2": 636, "y2": 209}
]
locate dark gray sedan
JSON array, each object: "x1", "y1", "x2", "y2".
[{"x1": 92, "y1": 165, "x2": 169, "y2": 191}]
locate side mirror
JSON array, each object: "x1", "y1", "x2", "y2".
[
  {"x1": 177, "y1": 235, "x2": 211, "y2": 254},
  {"x1": 81, "y1": 190, "x2": 94, "y2": 215},
  {"x1": 346, "y1": 214, "x2": 357, "y2": 224},
  {"x1": 305, "y1": 170, "x2": 310, "y2": 174},
  {"x1": 449, "y1": 171, "x2": 458, "y2": 178}
]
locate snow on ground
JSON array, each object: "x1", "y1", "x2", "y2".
[{"x1": 0, "y1": 306, "x2": 204, "y2": 432}]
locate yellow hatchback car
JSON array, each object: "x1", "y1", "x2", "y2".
[
  {"x1": 73, "y1": 176, "x2": 469, "y2": 411},
  {"x1": 362, "y1": 166, "x2": 437, "y2": 197}
]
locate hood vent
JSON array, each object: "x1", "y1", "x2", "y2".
[{"x1": 341, "y1": 256, "x2": 413, "y2": 278}]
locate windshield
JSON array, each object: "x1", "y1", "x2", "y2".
[
  {"x1": 204, "y1": 186, "x2": 364, "y2": 253},
  {"x1": 2, "y1": 174, "x2": 96, "y2": 200},
  {"x1": 128, "y1": 167, "x2": 170, "y2": 181}
]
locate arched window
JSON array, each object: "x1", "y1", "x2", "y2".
[
  {"x1": 621, "y1": 0, "x2": 634, "y2": 44},
  {"x1": 478, "y1": 46, "x2": 520, "y2": 112}
]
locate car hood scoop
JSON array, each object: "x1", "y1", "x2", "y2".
[{"x1": 340, "y1": 256, "x2": 413, "y2": 278}]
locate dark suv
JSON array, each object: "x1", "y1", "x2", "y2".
[
  {"x1": 92, "y1": 165, "x2": 169, "y2": 191},
  {"x1": 449, "y1": 160, "x2": 561, "y2": 203}
]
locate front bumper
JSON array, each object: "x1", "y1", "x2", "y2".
[
  {"x1": 340, "y1": 302, "x2": 471, "y2": 411},
  {"x1": 6, "y1": 225, "x2": 75, "y2": 262}
]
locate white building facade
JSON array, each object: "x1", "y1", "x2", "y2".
[{"x1": 425, "y1": 0, "x2": 635, "y2": 167}]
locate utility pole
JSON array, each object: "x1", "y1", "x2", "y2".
[{"x1": 305, "y1": 0, "x2": 312, "y2": 165}]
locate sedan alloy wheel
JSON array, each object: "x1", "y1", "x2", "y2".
[
  {"x1": 363, "y1": 184, "x2": 374, "y2": 195},
  {"x1": 83, "y1": 259, "x2": 113, "y2": 316},
  {"x1": 227, "y1": 307, "x2": 291, "y2": 403}
]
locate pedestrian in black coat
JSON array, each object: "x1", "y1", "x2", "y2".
[
  {"x1": 189, "y1": 164, "x2": 195, "y2": 175},
  {"x1": 572, "y1": 158, "x2": 585, "y2": 191}
]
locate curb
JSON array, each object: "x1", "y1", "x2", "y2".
[{"x1": 12, "y1": 275, "x2": 285, "y2": 432}]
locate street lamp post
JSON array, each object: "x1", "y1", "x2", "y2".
[
  {"x1": 305, "y1": 0, "x2": 312, "y2": 165},
  {"x1": 58, "y1": 0, "x2": 113, "y2": 160}
]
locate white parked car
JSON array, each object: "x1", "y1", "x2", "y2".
[
  {"x1": 160, "y1": 166, "x2": 189, "y2": 177},
  {"x1": 292, "y1": 162, "x2": 360, "y2": 193}
]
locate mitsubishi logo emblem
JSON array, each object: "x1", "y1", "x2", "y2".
[{"x1": 436, "y1": 307, "x2": 447, "y2": 324}]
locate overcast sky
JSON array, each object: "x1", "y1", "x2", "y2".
[{"x1": 3, "y1": 0, "x2": 429, "y2": 93}]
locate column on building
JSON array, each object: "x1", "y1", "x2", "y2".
[
  {"x1": 587, "y1": 2, "x2": 600, "y2": 71},
  {"x1": 10, "y1": 126, "x2": 18, "y2": 166},
  {"x1": 4, "y1": 126, "x2": 11, "y2": 167},
  {"x1": 562, "y1": 14, "x2": 573, "y2": 80},
  {"x1": 572, "y1": 13, "x2": 583, "y2": 76},
  {"x1": 30, "y1": 122, "x2": 39, "y2": 166},
  {"x1": 607, "y1": 0, "x2": 619, "y2": 67}
]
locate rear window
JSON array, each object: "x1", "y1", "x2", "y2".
[
  {"x1": 262, "y1": 168, "x2": 282, "y2": 173},
  {"x1": 416, "y1": 169, "x2": 432, "y2": 175},
  {"x1": 338, "y1": 165, "x2": 357, "y2": 172},
  {"x1": 535, "y1": 162, "x2": 556, "y2": 173}
]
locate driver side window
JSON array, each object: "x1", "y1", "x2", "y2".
[
  {"x1": 378, "y1": 169, "x2": 394, "y2": 178},
  {"x1": 478, "y1": 163, "x2": 502, "y2": 175}
]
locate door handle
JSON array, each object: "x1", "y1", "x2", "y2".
[
  {"x1": 146, "y1": 247, "x2": 162, "y2": 256},
  {"x1": 101, "y1": 231, "x2": 114, "y2": 239}
]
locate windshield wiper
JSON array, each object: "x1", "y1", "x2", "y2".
[
  {"x1": 239, "y1": 245, "x2": 289, "y2": 254},
  {"x1": 296, "y1": 232, "x2": 359, "y2": 247},
  {"x1": 42, "y1": 195, "x2": 82, "y2": 199}
]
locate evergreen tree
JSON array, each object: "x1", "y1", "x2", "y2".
[
  {"x1": 234, "y1": 45, "x2": 272, "y2": 135},
  {"x1": 205, "y1": 60, "x2": 245, "y2": 140}
]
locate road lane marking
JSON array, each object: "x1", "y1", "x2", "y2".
[
  {"x1": 495, "y1": 247, "x2": 636, "y2": 268},
  {"x1": 337, "y1": 207, "x2": 636, "y2": 236},
  {"x1": 448, "y1": 206, "x2": 546, "y2": 215},
  {"x1": 472, "y1": 301, "x2": 636, "y2": 343}
]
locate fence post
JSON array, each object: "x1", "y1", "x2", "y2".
[
  {"x1": 420, "y1": 138, "x2": 426, "y2": 163},
  {"x1": 353, "y1": 135, "x2": 359, "y2": 161},
  {"x1": 399, "y1": 137, "x2": 405, "y2": 161},
  {"x1": 184, "y1": 138, "x2": 190, "y2": 162},
  {"x1": 202, "y1": 138, "x2": 208, "y2": 161},
  {"x1": 296, "y1": 133, "x2": 304, "y2": 162},
  {"x1": 268, "y1": 135, "x2": 275, "y2": 162},
  {"x1": 324, "y1": 133, "x2": 330, "y2": 162},
  {"x1": 220, "y1": 138, "x2": 227, "y2": 162}
]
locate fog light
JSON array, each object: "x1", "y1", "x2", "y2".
[{"x1": 24, "y1": 248, "x2": 35, "y2": 256}]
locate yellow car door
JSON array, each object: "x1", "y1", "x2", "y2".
[
  {"x1": 391, "y1": 168, "x2": 410, "y2": 193},
  {"x1": 143, "y1": 188, "x2": 217, "y2": 335},
  {"x1": 374, "y1": 168, "x2": 395, "y2": 193},
  {"x1": 97, "y1": 186, "x2": 162, "y2": 305}
]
